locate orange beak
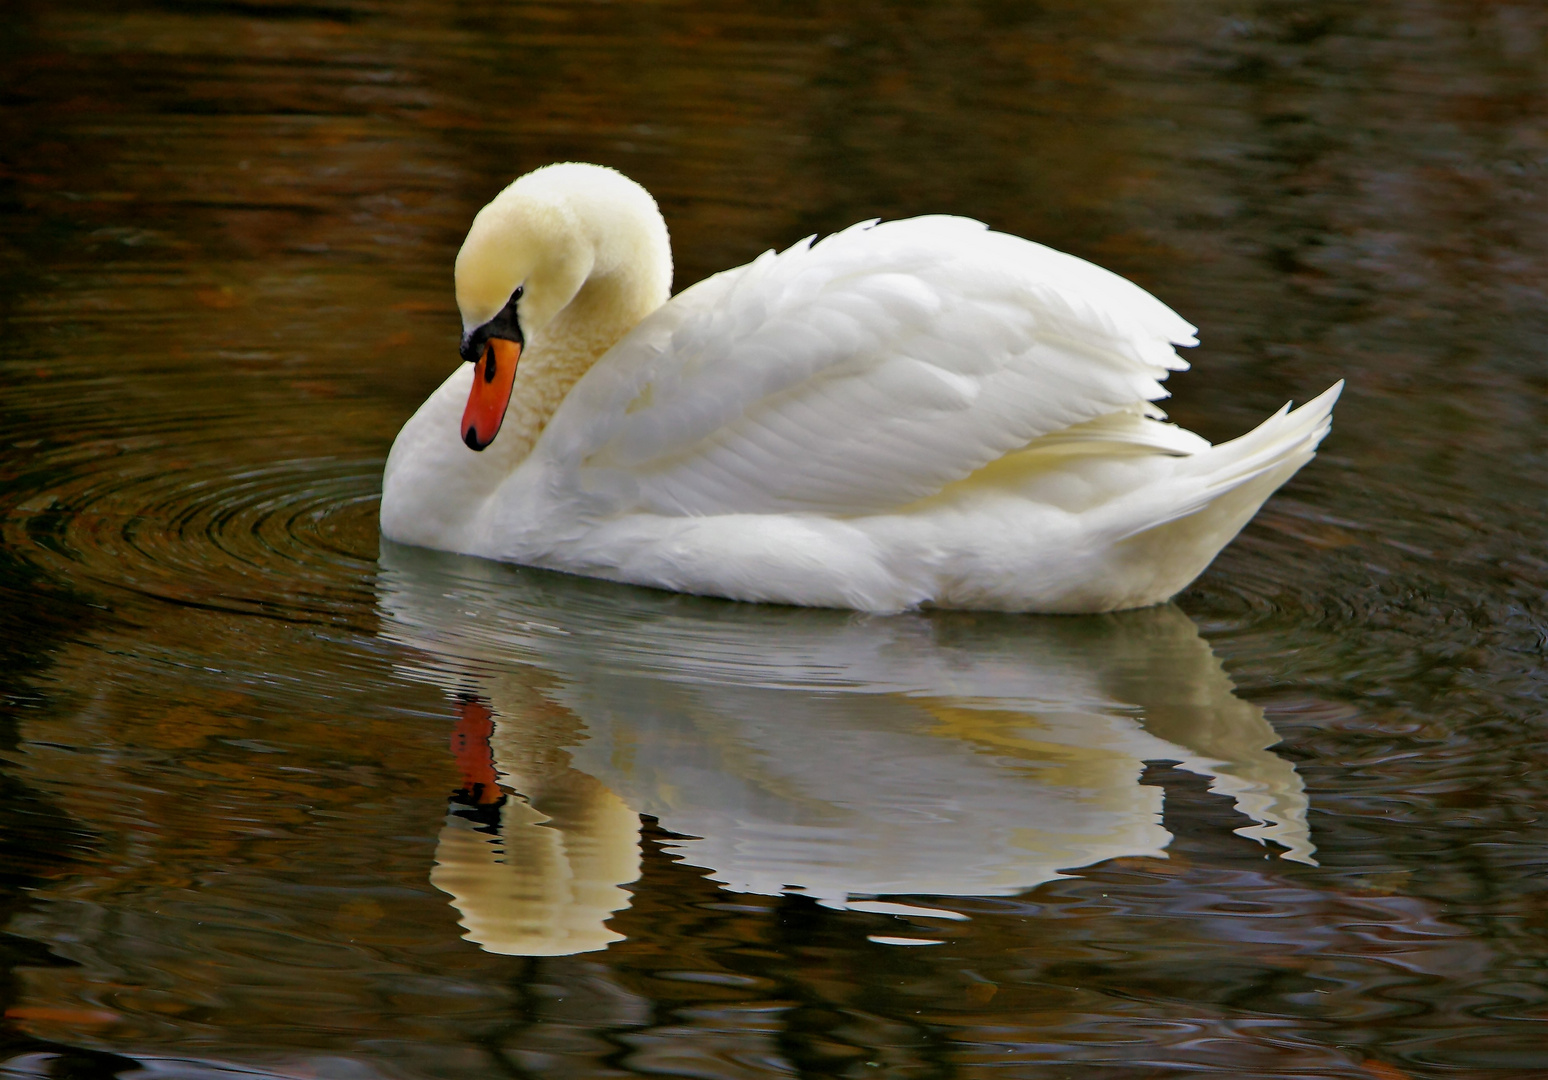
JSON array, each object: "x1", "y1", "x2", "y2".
[{"x1": 461, "y1": 337, "x2": 520, "y2": 451}]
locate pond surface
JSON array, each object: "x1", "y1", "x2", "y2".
[{"x1": 2, "y1": 1, "x2": 1547, "y2": 1077}]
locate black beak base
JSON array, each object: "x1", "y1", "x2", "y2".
[{"x1": 460, "y1": 285, "x2": 524, "y2": 364}]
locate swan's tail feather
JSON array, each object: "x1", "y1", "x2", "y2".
[
  {"x1": 1113, "y1": 380, "x2": 1343, "y2": 544},
  {"x1": 1073, "y1": 381, "x2": 1341, "y2": 610}
]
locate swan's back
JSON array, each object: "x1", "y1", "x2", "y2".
[{"x1": 542, "y1": 216, "x2": 1201, "y2": 517}]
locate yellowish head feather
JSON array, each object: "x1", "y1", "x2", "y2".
[{"x1": 454, "y1": 163, "x2": 672, "y2": 337}]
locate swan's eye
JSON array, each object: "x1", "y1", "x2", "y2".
[{"x1": 483, "y1": 346, "x2": 498, "y2": 383}]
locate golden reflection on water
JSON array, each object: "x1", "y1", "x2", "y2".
[{"x1": 379, "y1": 544, "x2": 1312, "y2": 957}]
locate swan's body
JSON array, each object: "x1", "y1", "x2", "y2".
[{"x1": 382, "y1": 163, "x2": 1340, "y2": 613}]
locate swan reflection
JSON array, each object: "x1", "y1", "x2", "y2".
[{"x1": 377, "y1": 542, "x2": 1313, "y2": 957}]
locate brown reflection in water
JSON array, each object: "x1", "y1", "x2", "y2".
[
  {"x1": 0, "y1": 0, "x2": 1546, "y2": 1077},
  {"x1": 3, "y1": 600, "x2": 502, "y2": 1063},
  {"x1": 6, "y1": 0, "x2": 1541, "y2": 483}
]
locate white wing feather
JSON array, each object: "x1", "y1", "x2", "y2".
[{"x1": 540, "y1": 216, "x2": 1197, "y2": 517}]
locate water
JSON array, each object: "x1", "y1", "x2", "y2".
[{"x1": 2, "y1": 0, "x2": 1546, "y2": 1076}]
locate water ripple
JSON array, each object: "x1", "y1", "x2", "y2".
[{"x1": 3, "y1": 441, "x2": 380, "y2": 626}]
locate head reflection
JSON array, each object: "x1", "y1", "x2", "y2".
[
  {"x1": 432, "y1": 683, "x2": 641, "y2": 956},
  {"x1": 379, "y1": 542, "x2": 1313, "y2": 958}
]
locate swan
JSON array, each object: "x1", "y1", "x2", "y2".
[{"x1": 381, "y1": 162, "x2": 1341, "y2": 612}]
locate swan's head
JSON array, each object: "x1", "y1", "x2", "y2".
[{"x1": 452, "y1": 163, "x2": 671, "y2": 451}]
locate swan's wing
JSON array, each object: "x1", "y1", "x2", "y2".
[{"x1": 540, "y1": 216, "x2": 1198, "y2": 516}]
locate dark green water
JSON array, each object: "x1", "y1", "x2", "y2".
[{"x1": 2, "y1": 1, "x2": 1547, "y2": 1077}]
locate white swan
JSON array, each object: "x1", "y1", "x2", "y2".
[{"x1": 382, "y1": 162, "x2": 1341, "y2": 613}]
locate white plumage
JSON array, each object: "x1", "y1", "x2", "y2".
[{"x1": 381, "y1": 163, "x2": 1340, "y2": 613}]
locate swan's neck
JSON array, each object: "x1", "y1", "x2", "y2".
[
  {"x1": 499, "y1": 265, "x2": 660, "y2": 463},
  {"x1": 440, "y1": 162, "x2": 673, "y2": 478},
  {"x1": 382, "y1": 264, "x2": 657, "y2": 548}
]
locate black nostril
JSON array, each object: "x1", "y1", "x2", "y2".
[{"x1": 483, "y1": 347, "x2": 497, "y2": 383}]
